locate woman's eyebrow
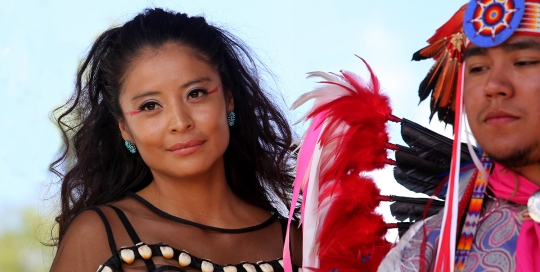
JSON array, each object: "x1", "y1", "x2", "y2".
[
  {"x1": 131, "y1": 91, "x2": 161, "y2": 102},
  {"x1": 180, "y1": 77, "x2": 212, "y2": 88}
]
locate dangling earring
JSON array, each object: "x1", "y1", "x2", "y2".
[
  {"x1": 228, "y1": 111, "x2": 236, "y2": 126},
  {"x1": 125, "y1": 140, "x2": 137, "y2": 154}
]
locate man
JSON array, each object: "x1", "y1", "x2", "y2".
[{"x1": 379, "y1": 0, "x2": 540, "y2": 271}]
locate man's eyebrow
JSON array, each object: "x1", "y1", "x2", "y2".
[
  {"x1": 502, "y1": 39, "x2": 540, "y2": 52},
  {"x1": 464, "y1": 46, "x2": 487, "y2": 59},
  {"x1": 130, "y1": 77, "x2": 212, "y2": 102}
]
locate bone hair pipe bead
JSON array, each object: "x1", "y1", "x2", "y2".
[
  {"x1": 120, "y1": 248, "x2": 135, "y2": 264},
  {"x1": 178, "y1": 252, "x2": 191, "y2": 267},
  {"x1": 242, "y1": 263, "x2": 256, "y2": 272},
  {"x1": 223, "y1": 265, "x2": 238, "y2": 272},
  {"x1": 137, "y1": 244, "x2": 152, "y2": 259},
  {"x1": 160, "y1": 246, "x2": 174, "y2": 259},
  {"x1": 97, "y1": 265, "x2": 113, "y2": 272},
  {"x1": 259, "y1": 263, "x2": 274, "y2": 272},
  {"x1": 201, "y1": 260, "x2": 214, "y2": 272}
]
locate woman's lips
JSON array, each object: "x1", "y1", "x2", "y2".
[{"x1": 167, "y1": 139, "x2": 205, "y2": 155}]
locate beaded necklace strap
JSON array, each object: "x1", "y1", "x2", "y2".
[{"x1": 454, "y1": 153, "x2": 493, "y2": 271}]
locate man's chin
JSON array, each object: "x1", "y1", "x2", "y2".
[{"x1": 484, "y1": 143, "x2": 540, "y2": 169}]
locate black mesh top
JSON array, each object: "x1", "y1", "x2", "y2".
[{"x1": 50, "y1": 192, "x2": 302, "y2": 272}]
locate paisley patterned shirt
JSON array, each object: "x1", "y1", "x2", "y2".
[{"x1": 397, "y1": 195, "x2": 525, "y2": 271}]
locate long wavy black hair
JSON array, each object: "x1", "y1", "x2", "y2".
[{"x1": 50, "y1": 8, "x2": 295, "y2": 245}]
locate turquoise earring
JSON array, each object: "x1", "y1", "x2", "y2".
[
  {"x1": 125, "y1": 140, "x2": 137, "y2": 154},
  {"x1": 228, "y1": 111, "x2": 235, "y2": 126}
]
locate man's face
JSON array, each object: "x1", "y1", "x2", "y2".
[{"x1": 464, "y1": 34, "x2": 540, "y2": 168}]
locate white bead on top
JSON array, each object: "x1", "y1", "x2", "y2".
[
  {"x1": 97, "y1": 265, "x2": 113, "y2": 272},
  {"x1": 259, "y1": 263, "x2": 274, "y2": 272},
  {"x1": 136, "y1": 243, "x2": 152, "y2": 259},
  {"x1": 223, "y1": 265, "x2": 238, "y2": 272},
  {"x1": 178, "y1": 252, "x2": 191, "y2": 267},
  {"x1": 201, "y1": 260, "x2": 214, "y2": 272},
  {"x1": 242, "y1": 263, "x2": 256, "y2": 272},
  {"x1": 120, "y1": 248, "x2": 135, "y2": 264},
  {"x1": 160, "y1": 246, "x2": 174, "y2": 259}
]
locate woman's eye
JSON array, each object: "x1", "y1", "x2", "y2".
[
  {"x1": 138, "y1": 101, "x2": 160, "y2": 111},
  {"x1": 187, "y1": 88, "x2": 208, "y2": 99}
]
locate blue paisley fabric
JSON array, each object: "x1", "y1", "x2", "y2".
[{"x1": 398, "y1": 196, "x2": 525, "y2": 272}]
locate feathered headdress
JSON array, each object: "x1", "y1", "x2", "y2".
[{"x1": 412, "y1": 4, "x2": 467, "y2": 125}]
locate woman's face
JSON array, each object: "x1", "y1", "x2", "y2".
[{"x1": 118, "y1": 43, "x2": 233, "y2": 179}]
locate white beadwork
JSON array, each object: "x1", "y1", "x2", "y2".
[
  {"x1": 259, "y1": 263, "x2": 274, "y2": 272},
  {"x1": 242, "y1": 263, "x2": 256, "y2": 272},
  {"x1": 97, "y1": 265, "x2": 113, "y2": 272},
  {"x1": 178, "y1": 252, "x2": 191, "y2": 267},
  {"x1": 137, "y1": 244, "x2": 152, "y2": 259},
  {"x1": 120, "y1": 248, "x2": 135, "y2": 264},
  {"x1": 160, "y1": 246, "x2": 174, "y2": 259},
  {"x1": 223, "y1": 265, "x2": 238, "y2": 272},
  {"x1": 517, "y1": 3, "x2": 540, "y2": 34},
  {"x1": 201, "y1": 260, "x2": 214, "y2": 272}
]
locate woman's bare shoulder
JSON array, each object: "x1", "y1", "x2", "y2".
[{"x1": 50, "y1": 207, "x2": 114, "y2": 272}]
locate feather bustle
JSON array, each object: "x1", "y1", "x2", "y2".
[{"x1": 293, "y1": 59, "x2": 394, "y2": 272}]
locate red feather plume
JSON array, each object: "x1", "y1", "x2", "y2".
[{"x1": 292, "y1": 58, "x2": 399, "y2": 271}]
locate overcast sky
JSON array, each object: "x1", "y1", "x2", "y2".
[{"x1": 0, "y1": 0, "x2": 466, "y2": 235}]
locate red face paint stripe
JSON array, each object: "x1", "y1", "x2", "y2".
[
  {"x1": 126, "y1": 110, "x2": 141, "y2": 117},
  {"x1": 207, "y1": 83, "x2": 221, "y2": 94}
]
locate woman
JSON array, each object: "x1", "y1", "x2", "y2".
[{"x1": 49, "y1": 8, "x2": 301, "y2": 272}]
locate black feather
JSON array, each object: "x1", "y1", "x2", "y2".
[
  {"x1": 392, "y1": 119, "x2": 478, "y2": 199},
  {"x1": 389, "y1": 196, "x2": 445, "y2": 222},
  {"x1": 400, "y1": 118, "x2": 475, "y2": 163},
  {"x1": 437, "y1": 106, "x2": 455, "y2": 126},
  {"x1": 395, "y1": 145, "x2": 449, "y2": 174},
  {"x1": 394, "y1": 167, "x2": 446, "y2": 198},
  {"x1": 398, "y1": 223, "x2": 413, "y2": 238}
]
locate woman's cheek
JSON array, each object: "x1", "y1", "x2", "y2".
[{"x1": 135, "y1": 118, "x2": 168, "y2": 147}]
